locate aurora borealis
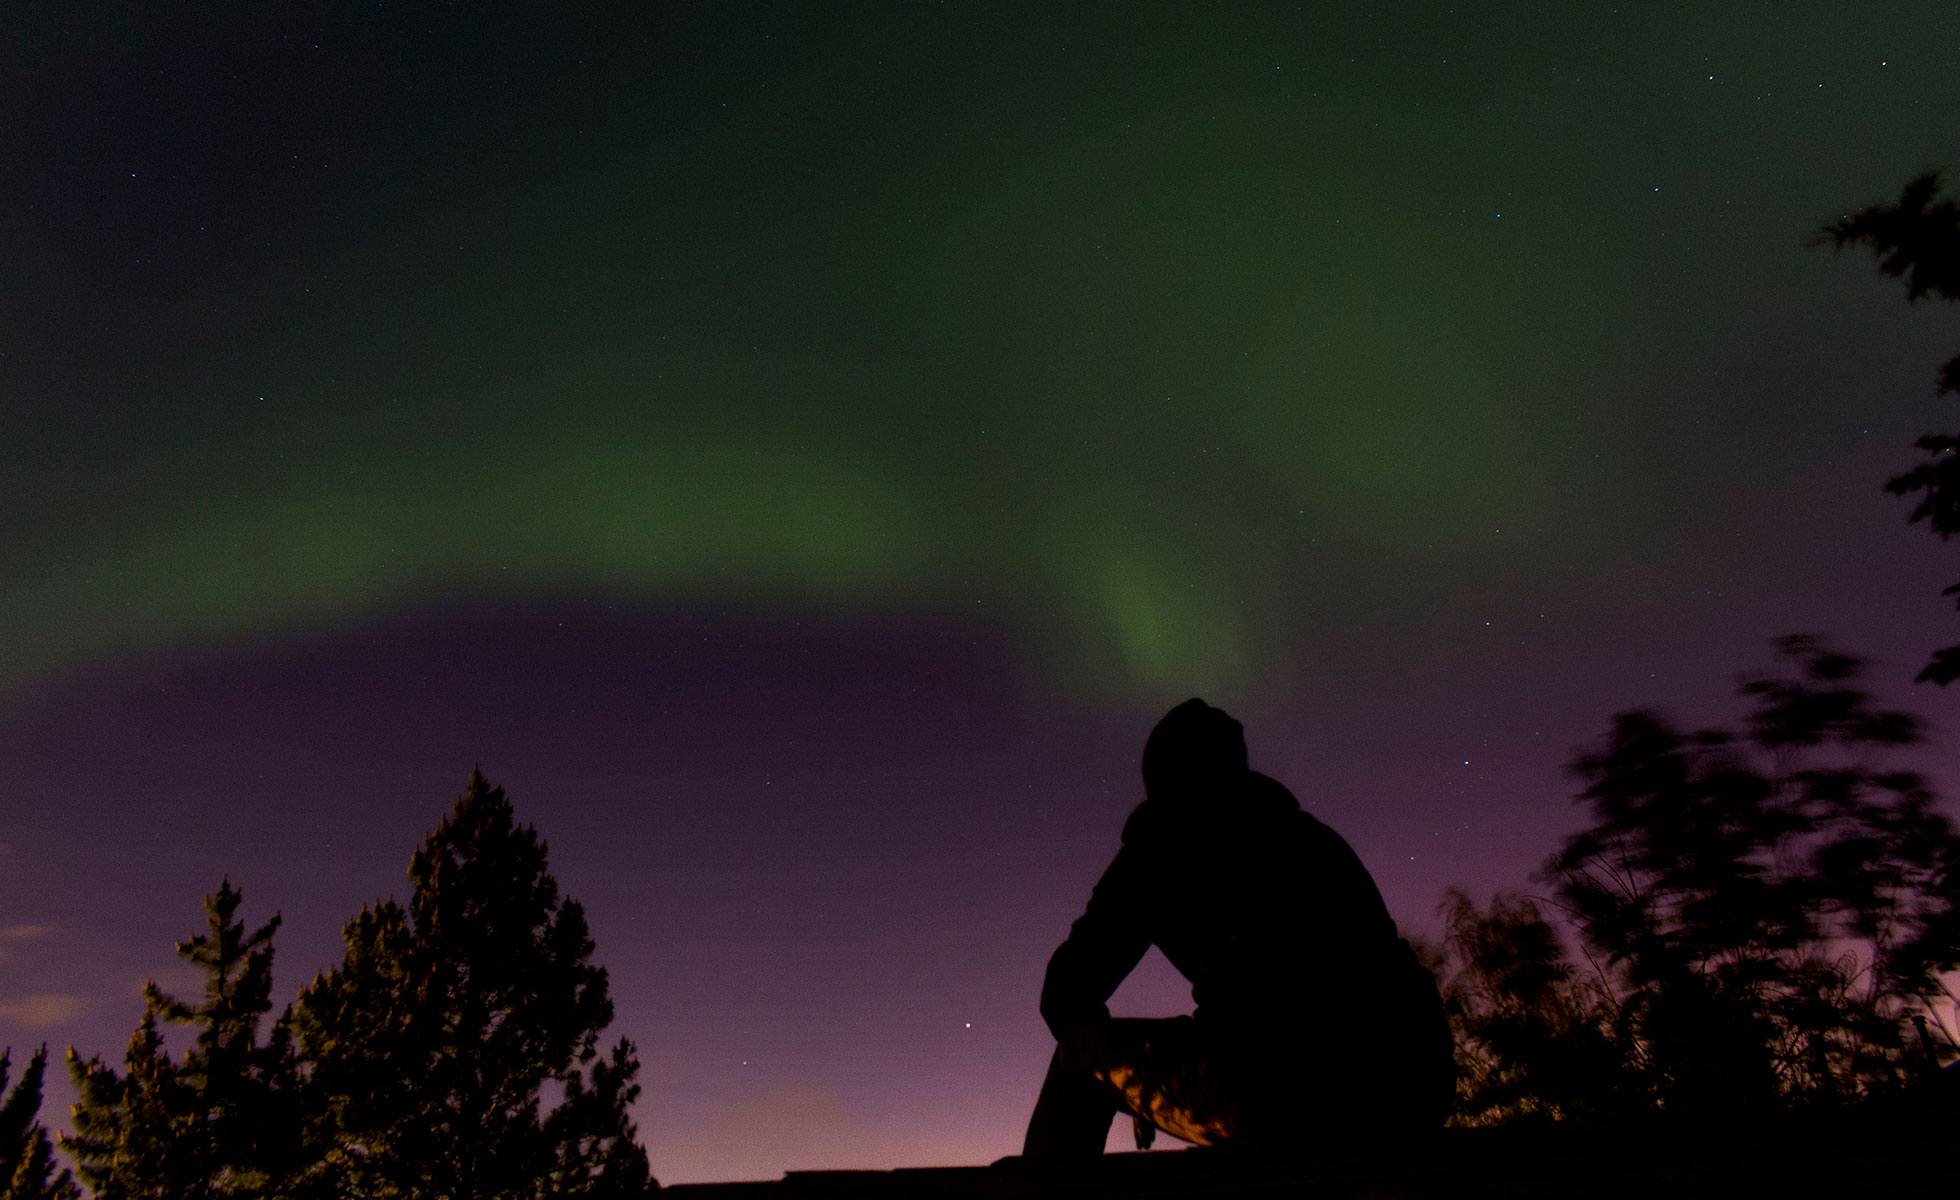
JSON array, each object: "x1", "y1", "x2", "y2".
[{"x1": 4, "y1": 2, "x2": 1958, "y2": 1183}]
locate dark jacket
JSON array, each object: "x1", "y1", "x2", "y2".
[{"x1": 1040, "y1": 771, "x2": 1443, "y2": 1062}]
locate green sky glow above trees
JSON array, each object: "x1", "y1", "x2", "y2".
[{"x1": 22, "y1": 6, "x2": 1949, "y2": 699}]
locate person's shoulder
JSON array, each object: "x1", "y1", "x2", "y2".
[
  {"x1": 1245, "y1": 770, "x2": 1305, "y2": 817},
  {"x1": 1251, "y1": 774, "x2": 1355, "y2": 854},
  {"x1": 1118, "y1": 800, "x2": 1160, "y2": 847}
]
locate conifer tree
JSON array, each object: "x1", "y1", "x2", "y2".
[
  {"x1": 0, "y1": 1046, "x2": 78, "y2": 1200},
  {"x1": 543, "y1": 1038, "x2": 651, "y2": 1199},
  {"x1": 1820, "y1": 171, "x2": 1960, "y2": 682},
  {"x1": 290, "y1": 770, "x2": 652, "y2": 1199},
  {"x1": 65, "y1": 1002, "x2": 178, "y2": 1199},
  {"x1": 64, "y1": 881, "x2": 294, "y2": 1198}
]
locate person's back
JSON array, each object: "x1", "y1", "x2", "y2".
[{"x1": 1025, "y1": 699, "x2": 1452, "y2": 1157}]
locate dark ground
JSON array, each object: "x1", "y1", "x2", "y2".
[{"x1": 663, "y1": 1081, "x2": 1958, "y2": 1198}]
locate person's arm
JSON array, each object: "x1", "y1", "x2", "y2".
[{"x1": 1038, "y1": 844, "x2": 1151, "y2": 1047}]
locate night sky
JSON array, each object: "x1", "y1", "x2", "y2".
[{"x1": 4, "y1": 2, "x2": 1958, "y2": 1184}]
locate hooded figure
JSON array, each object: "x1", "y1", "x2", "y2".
[{"x1": 1023, "y1": 699, "x2": 1453, "y2": 1157}]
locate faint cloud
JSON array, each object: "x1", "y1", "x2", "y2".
[
  {"x1": 649, "y1": 1086, "x2": 890, "y2": 1185},
  {"x1": 0, "y1": 993, "x2": 90, "y2": 1030},
  {"x1": 0, "y1": 924, "x2": 55, "y2": 965}
]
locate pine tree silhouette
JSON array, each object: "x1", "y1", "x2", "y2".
[
  {"x1": 289, "y1": 770, "x2": 653, "y2": 1199},
  {"x1": 65, "y1": 881, "x2": 293, "y2": 1198},
  {"x1": 1821, "y1": 172, "x2": 1960, "y2": 682},
  {"x1": 1, "y1": 1045, "x2": 79, "y2": 1200}
]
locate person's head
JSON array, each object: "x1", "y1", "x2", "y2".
[{"x1": 1141, "y1": 698, "x2": 1248, "y2": 805}]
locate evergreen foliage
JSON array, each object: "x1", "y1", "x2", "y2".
[
  {"x1": 1820, "y1": 171, "x2": 1960, "y2": 682},
  {"x1": 64, "y1": 881, "x2": 293, "y2": 1199},
  {"x1": 0, "y1": 1046, "x2": 79, "y2": 1200},
  {"x1": 1445, "y1": 639, "x2": 1960, "y2": 1122},
  {"x1": 56, "y1": 773, "x2": 654, "y2": 1198},
  {"x1": 64, "y1": 1009, "x2": 174, "y2": 1199},
  {"x1": 289, "y1": 769, "x2": 652, "y2": 1200}
]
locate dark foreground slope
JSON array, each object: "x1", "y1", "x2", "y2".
[{"x1": 665, "y1": 1086, "x2": 1957, "y2": 1199}]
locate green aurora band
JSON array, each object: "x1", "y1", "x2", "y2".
[{"x1": 8, "y1": 5, "x2": 1945, "y2": 700}]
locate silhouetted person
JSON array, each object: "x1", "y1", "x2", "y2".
[{"x1": 1023, "y1": 699, "x2": 1453, "y2": 1158}]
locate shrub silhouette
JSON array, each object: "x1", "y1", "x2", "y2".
[{"x1": 1446, "y1": 638, "x2": 1960, "y2": 1122}]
